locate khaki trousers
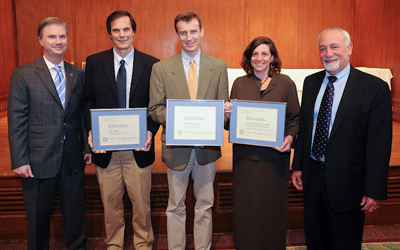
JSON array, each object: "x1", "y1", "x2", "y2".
[
  {"x1": 95, "y1": 151, "x2": 154, "y2": 250},
  {"x1": 166, "y1": 150, "x2": 216, "y2": 250}
]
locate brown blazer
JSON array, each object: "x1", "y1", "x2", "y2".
[{"x1": 148, "y1": 52, "x2": 229, "y2": 170}]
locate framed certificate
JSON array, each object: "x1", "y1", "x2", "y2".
[
  {"x1": 166, "y1": 99, "x2": 225, "y2": 146},
  {"x1": 90, "y1": 108, "x2": 147, "y2": 151},
  {"x1": 229, "y1": 100, "x2": 286, "y2": 147}
]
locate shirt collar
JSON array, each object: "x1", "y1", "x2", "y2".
[
  {"x1": 113, "y1": 46, "x2": 135, "y2": 66},
  {"x1": 325, "y1": 63, "x2": 350, "y2": 82},
  {"x1": 43, "y1": 55, "x2": 65, "y2": 71},
  {"x1": 181, "y1": 49, "x2": 201, "y2": 67}
]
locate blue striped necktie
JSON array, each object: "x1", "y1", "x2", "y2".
[{"x1": 54, "y1": 66, "x2": 66, "y2": 109}]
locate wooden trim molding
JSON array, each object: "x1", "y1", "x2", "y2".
[
  {"x1": 0, "y1": 166, "x2": 399, "y2": 240},
  {"x1": 392, "y1": 97, "x2": 400, "y2": 122}
]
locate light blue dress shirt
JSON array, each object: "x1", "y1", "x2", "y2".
[
  {"x1": 113, "y1": 47, "x2": 134, "y2": 108},
  {"x1": 311, "y1": 63, "x2": 351, "y2": 161},
  {"x1": 43, "y1": 55, "x2": 65, "y2": 83},
  {"x1": 182, "y1": 50, "x2": 201, "y2": 84}
]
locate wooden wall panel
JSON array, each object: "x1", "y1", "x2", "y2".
[
  {"x1": 14, "y1": 0, "x2": 75, "y2": 65},
  {"x1": 193, "y1": 0, "x2": 246, "y2": 68},
  {"x1": 0, "y1": 0, "x2": 17, "y2": 114},
  {"x1": 299, "y1": 0, "x2": 354, "y2": 69},
  {"x1": 1, "y1": 167, "x2": 400, "y2": 239},
  {"x1": 73, "y1": 0, "x2": 132, "y2": 67},
  {"x1": 247, "y1": 0, "x2": 301, "y2": 69},
  {"x1": 74, "y1": 0, "x2": 192, "y2": 66},
  {"x1": 383, "y1": 1, "x2": 400, "y2": 97},
  {"x1": 131, "y1": 0, "x2": 192, "y2": 61},
  {"x1": 382, "y1": 0, "x2": 400, "y2": 120},
  {"x1": 352, "y1": 1, "x2": 385, "y2": 67}
]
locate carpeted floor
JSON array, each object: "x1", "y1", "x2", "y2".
[{"x1": 1, "y1": 229, "x2": 399, "y2": 250}]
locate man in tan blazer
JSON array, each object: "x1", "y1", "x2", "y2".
[{"x1": 149, "y1": 12, "x2": 229, "y2": 250}]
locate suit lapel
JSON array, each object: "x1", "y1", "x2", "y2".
[
  {"x1": 306, "y1": 71, "x2": 325, "y2": 138},
  {"x1": 34, "y1": 57, "x2": 63, "y2": 108},
  {"x1": 130, "y1": 50, "x2": 144, "y2": 99},
  {"x1": 171, "y1": 53, "x2": 191, "y2": 99},
  {"x1": 64, "y1": 61, "x2": 75, "y2": 109},
  {"x1": 102, "y1": 49, "x2": 118, "y2": 99},
  {"x1": 329, "y1": 66, "x2": 361, "y2": 139},
  {"x1": 197, "y1": 53, "x2": 213, "y2": 100}
]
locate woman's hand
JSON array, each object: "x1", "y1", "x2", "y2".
[{"x1": 224, "y1": 101, "x2": 232, "y2": 119}]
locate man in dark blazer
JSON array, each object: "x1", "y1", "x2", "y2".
[
  {"x1": 82, "y1": 10, "x2": 159, "y2": 250},
  {"x1": 8, "y1": 17, "x2": 90, "y2": 250},
  {"x1": 148, "y1": 12, "x2": 229, "y2": 250},
  {"x1": 292, "y1": 27, "x2": 392, "y2": 250}
]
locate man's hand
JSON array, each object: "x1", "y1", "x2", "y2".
[
  {"x1": 136, "y1": 132, "x2": 152, "y2": 152},
  {"x1": 361, "y1": 196, "x2": 382, "y2": 214},
  {"x1": 13, "y1": 164, "x2": 34, "y2": 178},
  {"x1": 291, "y1": 170, "x2": 303, "y2": 191},
  {"x1": 84, "y1": 154, "x2": 92, "y2": 165},
  {"x1": 274, "y1": 136, "x2": 293, "y2": 153},
  {"x1": 88, "y1": 132, "x2": 106, "y2": 154}
]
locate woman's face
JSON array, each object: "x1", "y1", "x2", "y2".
[{"x1": 251, "y1": 43, "x2": 274, "y2": 74}]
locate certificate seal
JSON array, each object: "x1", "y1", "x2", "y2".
[
  {"x1": 102, "y1": 137, "x2": 108, "y2": 142},
  {"x1": 177, "y1": 130, "x2": 182, "y2": 135},
  {"x1": 239, "y1": 130, "x2": 244, "y2": 135}
]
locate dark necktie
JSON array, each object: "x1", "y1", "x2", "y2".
[
  {"x1": 116, "y1": 59, "x2": 126, "y2": 108},
  {"x1": 312, "y1": 76, "x2": 337, "y2": 160}
]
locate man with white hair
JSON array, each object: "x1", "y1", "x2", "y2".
[{"x1": 292, "y1": 28, "x2": 392, "y2": 249}]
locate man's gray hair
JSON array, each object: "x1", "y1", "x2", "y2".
[{"x1": 318, "y1": 27, "x2": 351, "y2": 46}]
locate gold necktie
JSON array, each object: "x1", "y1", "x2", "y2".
[{"x1": 188, "y1": 59, "x2": 198, "y2": 100}]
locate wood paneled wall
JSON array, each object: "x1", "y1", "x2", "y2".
[
  {"x1": 382, "y1": 0, "x2": 400, "y2": 120},
  {"x1": 0, "y1": 0, "x2": 17, "y2": 115},
  {"x1": 1, "y1": 0, "x2": 400, "y2": 118}
]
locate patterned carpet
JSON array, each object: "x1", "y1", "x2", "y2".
[{"x1": 1, "y1": 227, "x2": 399, "y2": 249}]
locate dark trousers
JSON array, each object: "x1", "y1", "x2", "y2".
[
  {"x1": 21, "y1": 146, "x2": 86, "y2": 250},
  {"x1": 304, "y1": 159, "x2": 365, "y2": 250}
]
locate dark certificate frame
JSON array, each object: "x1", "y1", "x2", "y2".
[
  {"x1": 229, "y1": 100, "x2": 286, "y2": 147},
  {"x1": 166, "y1": 99, "x2": 225, "y2": 146},
  {"x1": 90, "y1": 108, "x2": 147, "y2": 151}
]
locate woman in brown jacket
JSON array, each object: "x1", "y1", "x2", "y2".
[{"x1": 224, "y1": 36, "x2": 300, "y2": 249}]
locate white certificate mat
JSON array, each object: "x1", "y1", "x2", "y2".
[
  {"x1": 166, "y1": 100, "x2": 224, "y2": 146},
  {"x1": 229, "y1": 100, "x2": 286, "y2": 147},
  {"x1": 91, "y1": 108, "x2": 147, "y2": 151}
]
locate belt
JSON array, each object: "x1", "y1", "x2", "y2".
[{"x1": 310, "y1": 158, "x2": 325, "y2": 169}]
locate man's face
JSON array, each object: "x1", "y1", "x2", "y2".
[
  {"x1": 39, "y1": 24, "x2": 68, "y2": 60},
  {"x1": 318, "y1": 29, "x2": 353, "y2": 75},
  {"x1": 176, "y1": 19, "x2": 204, "y2": 57},
  {"x1": 110, "y1": 16, "x2": 134, "y2": 56}
]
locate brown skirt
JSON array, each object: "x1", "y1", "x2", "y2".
[{"x1": 233, "y1": 155, "x2": 290, "y2": 250}]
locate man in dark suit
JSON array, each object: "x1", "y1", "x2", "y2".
[
  {"x1": 82, "y1": 10, "x2": 159, "y2": 250},
  {"x1": 148, "y1": 12, "x2": 229, "y2": 250},
  {"x1": 8, "y1": 17, "x2": 90, "y2": 250},
  {"x1": 292, "y1": 27, "x2": 392, "y2": 249}
]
